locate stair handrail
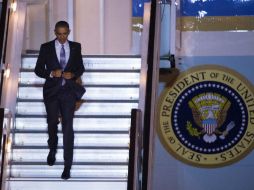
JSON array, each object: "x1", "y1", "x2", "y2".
[
  {"x1": 0, "y1": 0, "x2": 8, "y2": 64},
  {"x1": 139, "y1": 0, "x2": 161, "y2": 190},
  {"x1": 0, "y1": 0, "x2": 11, "y2": 104},
  {"x1": 0, "y1": 108, "x2": 12, "y2": 190},
  {"x1": 128, "y1": 109, "x2": 143, "y2": 190},
  {"x1": 0, "y1": 108, "x2": 4, "y2": 154}
]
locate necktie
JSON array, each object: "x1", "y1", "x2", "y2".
[
  {"x1": 60, "y1": 45, "x2": 66, "y2": 69},
  {"x1": 60, "y1": 45, "x2": 66, "y2": 85}
]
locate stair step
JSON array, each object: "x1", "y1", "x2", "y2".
[
  {"x1": 15, "y1": 114, "x2": 131, "y2": 118},
  {"x1": 8, "y1": 165, "x2": 128, "y2": 178},
  {"x1": 19, "y1": 72, "x2": 140, "y2": 86},
  {"x1": 19, "y1": 84, "x2": 140, "y2": 88},
  {"x1": 7, "y1": 180, "x2": 127, "y2": 190},
  {"x1": 21, "y1": 69, "x2": 140, "y2": 73},
  {"x1": 17, "y1": 99, "x2": 138, "y2": 103},
  {"x1": 21, "y1": 56, "x2": 141, "y2": 70},
  {"x1": 12, "y1": 145, "x2": 128, "y2": 150},
  {"x1": 16, "y1": 102, "x2": 138, "y2": 115},
  {"x1": 18, "y1": 86, "x2": 139, "y2": 100},
  {"x1": 11, "y1": 149, "x2": 128, "y2": 163},
  {"x1": 11, "y1": 161, "x2": 127, "y2": 166},
  {"x1": 15, "y1": 117, "x2": 130, "y2": 132},
  {"x1": 8, "y1": 177, "x2": 126, "y2": 181},
  {"x1": 13, "y1": 130, "x2": 128, "y2": 134},
  {"x1": 12, "y1": 133, "x2": 129, "y2": 147}
]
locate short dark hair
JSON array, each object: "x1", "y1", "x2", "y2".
[{"x1": 55, "y1": 21, "x2": 69, "y2": 30}]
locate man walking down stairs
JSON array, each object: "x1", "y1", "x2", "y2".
[
  {"x1": 5, "y1": 54, "x2": 141, "y2": 189},
  {"x1": 34, "y1": 21, "x2": 85, "y2": 180}
]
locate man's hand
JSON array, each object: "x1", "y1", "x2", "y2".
[
  {"x1": 51, "y1": 69, "x2": 62, "y2": 77},
  {"x1": 62, "y1": 72, "x2": 74, "y2": 79}
]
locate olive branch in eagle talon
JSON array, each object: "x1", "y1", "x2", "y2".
[{"x1": 186, "y1": 121, "x2": 202, "y2": 138}]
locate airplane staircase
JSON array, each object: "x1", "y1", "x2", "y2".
[{"x1": 4, "y1": 55, "x2": 141, "y2": 190}]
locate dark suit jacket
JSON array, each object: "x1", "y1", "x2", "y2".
[{"x1": 34, "y1": 40, "x2": 85, "y2": 101}]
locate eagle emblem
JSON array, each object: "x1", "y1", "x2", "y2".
[{"x1": 188, "y1": 92, "x2": 234, "y2": 143}]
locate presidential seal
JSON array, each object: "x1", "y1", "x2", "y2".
[{"x1": 158, "y1": 65, "x2": 254, "y2": 167}]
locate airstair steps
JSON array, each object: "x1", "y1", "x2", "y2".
[
  {"x1": 16, "y1": 101, "x2": 138, "y2": 115},
  {"x1": 18, "y1": 87, "x2": 139, "y2": 100},
  {"x1": 21, "y1": 55, "x2": 141, "y2": 70},
  {"x1": 8, "y1": 180, "x2": 127, "y2": 190},
  {"x1": 11, "y1": 149, "x2": 128, "y2": 164},
  {"x1": 12, "y1": 133, "x2": 129, "y2": 147},
  {"x1": 5, "y1": 55, "x2": 141, "y2": 190},
  {"x1": 8, "y1": 165, "x2": 128, "y2": 178},
  {"x1": 15, "y1": 117, "x2": 131, "y2": 131},
  {"x1": 20, "y1": 71, "x2": 140, "y2": 85}
]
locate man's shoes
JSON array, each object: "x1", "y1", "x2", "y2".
[
  {"x1": 61, "y1": 166, "x2": 71, "y2": 180},
  {"x1": 47, "y1": 150, "x2": 56, "y2": 166}
]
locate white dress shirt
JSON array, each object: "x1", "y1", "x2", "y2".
[{"x1": 55, "y1": 40, "x2": 70, "y2": 68}]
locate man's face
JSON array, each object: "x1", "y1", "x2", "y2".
[{"x1": 54, "y1": 27, "x2": 70, "y2": 44}]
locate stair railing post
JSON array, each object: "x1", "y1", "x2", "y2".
[
  {"x1": 128, "y1": 109, "x2": 143, "y2": 190},
  {"x1": 0, "y1": 109, "x2": 12, "y2": 190},
  {"x1": 0, "y1": 130, "x2": 7, "y2": 190},
  {"x1": 0, "y1": 108, "x2": 4, "y2": 153}
]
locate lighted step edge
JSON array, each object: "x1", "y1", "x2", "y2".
[
  {"x1": 21, "y1": 56, "x2": 141, "y2": 70},
  {"x1": 19, "y1": 72, "x2": 140, "y2": 85},
  {"x1": 8, "y1": 165, "x2": 128, "y2": 178},
  {"x1": 15, "y1": 117, "x2": 131, "y2": 132},
  {"x1": 16, "y1": 102, "x2": 138, "y2": 115},
  {"x1": 7, "y1": 180, "x2": 127, "y2": 190},
  {"x1": 11, "y1": 133, "x2": 129, "y2": 147},
  {"x1": 18, "y1": 87, "x2": 139, "y2": 100},
  {"x1": 11, "y1": 149, "x2": 129, "y2": 163}
]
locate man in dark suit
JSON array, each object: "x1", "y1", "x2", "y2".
[{"x1": 34, "y1": 21, "x2": 85, "y2": 180}]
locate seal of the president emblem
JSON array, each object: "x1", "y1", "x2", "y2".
[{"x1": 158, "y1": 65, "x2": 254, "y2": 167}]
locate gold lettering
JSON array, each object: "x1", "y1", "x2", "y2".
[
  {"x1": 222, "y1": 74, "x2": 234, "y2": 84},
  {"x1": 188, "y1": 152, "x2": 195, "y2": 160},
  {"x1": 165, "y1": 96, "x2": 174, "y2": 104},
  {"x1": 162, "y1": 105, "x2": 171, "y2": 117},
  {"x1": 220, "y1": 153, "x2": 227, "y2": 161},
  {"x1": 176, "y1": 144, "x2": 182, "y2": 152},
  {"x1": 233, "y1": 147, "x2": 241, "y2": 154},
  {"x1": 246, "y1": 131, "x2": 254, "y2": 139},
  {"x1": 167, "y1": 136, "x2": 175, "y2": 144},
  {"x1": 243, "y1": 137, "x2": 252, "y2": 144},
  {"x1": 163, "y1": 121, "x2": 171, "y2": 134},
  {"x1": 237, "y1": 141, "x2": 246, "y2": 149},
  {"x1": 237, "y1": 83, "x2": 252, "y2": 99},
  {"x1": 226, "y1": 150, "x2": 234, "y2": 158},
  {"x1": 183, "y1": 77, "x2": 191, "y2": 86},
  {"x1": 169, "y1": 91, "x2": 177, "y2": 98},
  {"x1": 195, "y1": 154, "x2": 201, "y2": 162}
]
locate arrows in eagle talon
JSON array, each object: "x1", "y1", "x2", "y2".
[{"x1": 219, "y1": 121, "x2": 235, "y2": 140}]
